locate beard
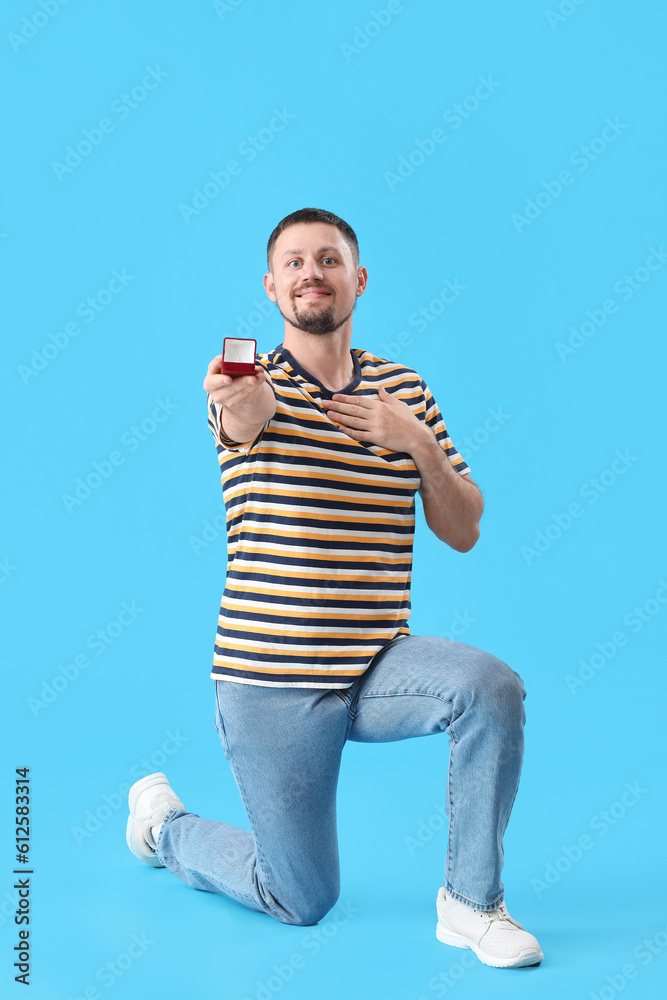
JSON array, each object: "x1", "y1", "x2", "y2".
[{"x1": 276, "y1": 294, "x2": 357, "y2": 335}]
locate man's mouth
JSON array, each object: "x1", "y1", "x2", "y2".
[{"x1": 296, "y1": 290, "x2": 331, "y2": 299}]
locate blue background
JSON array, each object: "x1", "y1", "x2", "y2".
[{"x1": 2, "y1": 1, "x2": 666, "y2": 997}]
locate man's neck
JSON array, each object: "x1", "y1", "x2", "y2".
[{"x1": 282, "y1": 332, "x2": 355, "y2": 392}]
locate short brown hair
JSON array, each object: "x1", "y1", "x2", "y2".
[{"x1": 266, "y1": 207, "x2": 359, "y2": 272}]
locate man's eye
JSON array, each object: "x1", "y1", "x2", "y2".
[
  {"x1": 323, "y1": 257, "x2": 336, "y2": 264},
  {"x1": 287, "y1": 260, "x2": 301, "y2": 268}
]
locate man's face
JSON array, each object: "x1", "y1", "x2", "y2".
[{"x1": 264, "y1": 222, "x2": 366, "y2": 336}]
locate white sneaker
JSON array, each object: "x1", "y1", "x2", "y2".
[
  {"x1": 435, "y1": 887, "x2": 544, "y2": 968},
  {"x1": 126, "y1": 772, "x2": 185, "y2": 868}
]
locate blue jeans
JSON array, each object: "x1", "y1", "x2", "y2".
[{"x1": 156, "y1": 635, "x2": 527, "y2": 925}]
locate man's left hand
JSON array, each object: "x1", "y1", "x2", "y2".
[{"x1": 322, "y1": 386, "x2": 429, "y2": 454}]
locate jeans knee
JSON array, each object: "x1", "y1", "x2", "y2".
[
  {"x1": 278, "y1": 887, "x2": 340, "y2": 927},
  {"x1": 474, "y1": 654, "x2": 526, "y2": 725},
  {"x1": 500, "y1": 659, "x2": 526, "y2": 702}
]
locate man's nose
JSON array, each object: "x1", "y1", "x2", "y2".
[{"x1": 300, "y1": 257, "x2": 324, "y2": 280}]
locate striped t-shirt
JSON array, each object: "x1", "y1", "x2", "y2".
[{"x1": 207, "y1": 343, "x2": 471, "y2": 688}]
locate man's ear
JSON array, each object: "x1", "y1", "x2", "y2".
[{"x1": 263, "y1": 272, "x2": 277, "y2": 303}]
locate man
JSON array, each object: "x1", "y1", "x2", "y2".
[{"x1": 126, "y1": 208, "x2": 543, "y2": 969}]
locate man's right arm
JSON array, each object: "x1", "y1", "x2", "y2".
[{"x1": 216, "y1": 380, "x2": 276, "y2": 444}]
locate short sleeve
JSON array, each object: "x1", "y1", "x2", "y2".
[
  {"x1": 206, "y1": 365, "x2": 274, "y2": 457},
  {"x1": 422, "y1": 383, "x2": 471, "y2": 477}
]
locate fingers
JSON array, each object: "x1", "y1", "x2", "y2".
[
  {"x1": 325, "y1": 396, "x2": 372, "y2": 412},
  {"x1": 203, "y1": 372, "x2": 231, "y2": 393},
  {"x1": 203, "y1": 369, "x2": 267, "y2": 405}
]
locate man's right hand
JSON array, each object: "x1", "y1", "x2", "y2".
[{"x1": 203, "y1": 355, "x2": 271, "y2": 419}]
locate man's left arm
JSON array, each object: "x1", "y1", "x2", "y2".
[
  {"x1": 411, "y1": 428, "x2": 484, "y2": 552},
  {"x1": 321, "y1": 384, "x2": 483, "y2": 551}
]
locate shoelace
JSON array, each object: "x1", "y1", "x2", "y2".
[
  {"x1": 442, "y1": 892, "x2": 524, "y2": 931},
  {"x1": 474, "y1": 904, "x2": 523, "y2": 929}
]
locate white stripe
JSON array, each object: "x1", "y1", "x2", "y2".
[
  {"x1": 217, "y1": 611, "x2": 405, "y2": 630},
  {"x1": 224, "y1": 557, "x2": 407, "y2": 576},
  {"x1": 211, "y1": 673, "x2": 354, "y2": 689},
  {"x1": 224, "y1": 502, "x2": 413, "y2": 523},
  {"x1": 225, "y1": 541, "x2": 412, "y2": 557}
]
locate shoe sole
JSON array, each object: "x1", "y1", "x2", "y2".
[
  {"x1": 126, "y1": 772, "x2": 171, "y2": 868},
  {"x1": 436, "y1": 921, "x2": 543, "y2": 969}
]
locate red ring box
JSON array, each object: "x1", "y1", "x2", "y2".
[{"x1": 221, "y1": 337, "x2": 257, "y2": 376}]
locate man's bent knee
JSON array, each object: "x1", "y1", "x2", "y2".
[
  {"x1": 464, "y1": 652, "x2": 527, "y2": 734},
  {"x1": 486, "y1": 657, "x2": 527, "y2": 735},
  {"x1": 476, "y1": 651, "x2": 526, "y2": 701},
  {"x1": 277, "y1": 888, "x2": 340, "y2": 927}
]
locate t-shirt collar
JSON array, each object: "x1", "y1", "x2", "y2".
[{"x1": 273, "y1": 343, "x2": 362, "y2": 397}]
